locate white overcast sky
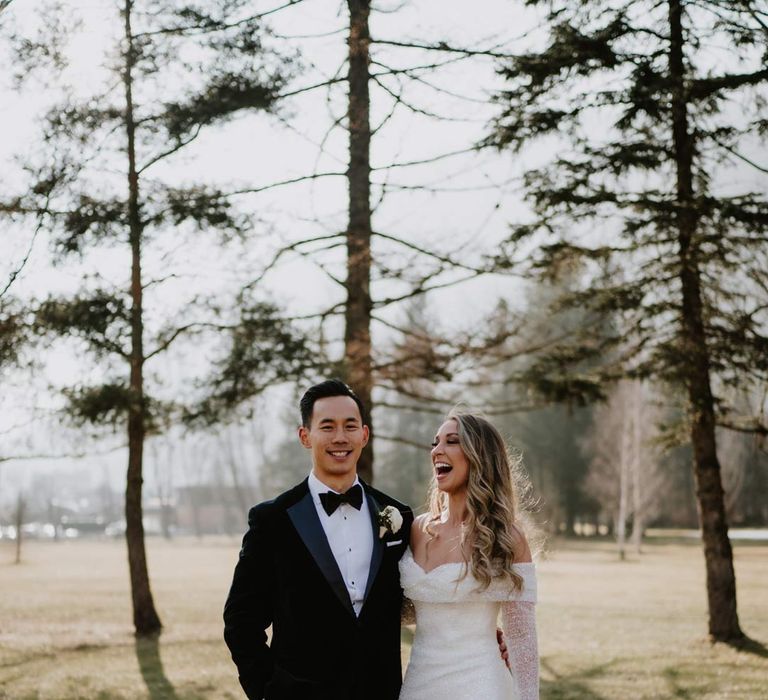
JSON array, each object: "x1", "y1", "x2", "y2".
[
  {"x1": 0, "y1": 0, "x2": 542, "y2": 500},
  {"x1": 1, "y1": 0, "x2": 764, "y2": 503}
]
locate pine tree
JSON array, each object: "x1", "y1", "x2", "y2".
[
  {"x1": 488, "y1": 0, "x2": 768, "y2": 642},
  {"x1": 2, "y1": 0, "x2": 306, "y2": 635},
  {"x1": 344, "y1": 0, "x2": 375, "y2": 482}
]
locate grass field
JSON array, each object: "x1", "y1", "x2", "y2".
[{"x1": 1, "y1": 537, "x2": 766, "y2": 699}]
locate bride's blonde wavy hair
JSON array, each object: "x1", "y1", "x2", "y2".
[{"x1": 425, "y1": 411, "x2": 533, "y2": 592}]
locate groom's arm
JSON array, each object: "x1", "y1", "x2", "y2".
[{"x1": 224, "y1": 504, "x2": 274, "y2": 700}]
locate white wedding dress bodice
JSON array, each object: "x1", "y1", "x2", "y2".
[{"x1": 399, "y1": 548, "x2": 538, "y2": 700}]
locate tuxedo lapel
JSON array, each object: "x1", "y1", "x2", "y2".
[
  {"x1": 287, "y1": 488, "x2": 355, "y2": 618},
  {"x1": 362, "y1": 488, "x2": 384, "y2": 604}
]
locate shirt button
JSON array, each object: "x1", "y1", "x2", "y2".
[{"x1": 348, "y1": 547, "x2": 352, "y2": 552}]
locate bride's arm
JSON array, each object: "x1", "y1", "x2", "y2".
[
  {"x1": 501, "y1": 523, "x2": 539, "y2": 699},
  {"x1": 500, "y1": 599, "x2": 539, "y2": 700}
]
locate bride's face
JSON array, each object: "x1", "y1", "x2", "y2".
[{"x1": 430, "y1": 419, "x2": 470, "y2": 493}]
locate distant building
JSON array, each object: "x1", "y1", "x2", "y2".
[{"x1": 175, "y1": 485, "x2": 251, "y2": 536}]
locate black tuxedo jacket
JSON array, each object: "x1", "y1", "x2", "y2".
[{"x1": 224, "y1": 477, "x2": 413, "y2": 700}]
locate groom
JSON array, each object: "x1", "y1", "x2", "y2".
[{"x1": 224, "y1": 379, "x2": 414, "y2": 700}]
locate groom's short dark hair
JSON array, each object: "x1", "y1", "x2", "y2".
[{"x1": 300, "y1": 379, "x2": 366, "y2": 427}]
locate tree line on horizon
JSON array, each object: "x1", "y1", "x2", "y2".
[{"x1": 1, "y1": 0, "x2": 766, "y2": 647}]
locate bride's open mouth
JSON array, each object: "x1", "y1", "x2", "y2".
[{"x1": 434, "y1": 463, "x2": 452, "y2": 478}]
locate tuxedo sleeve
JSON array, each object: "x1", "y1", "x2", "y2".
[{"x1": 224, "y1": 505, "x2": 274, "y2": 700}]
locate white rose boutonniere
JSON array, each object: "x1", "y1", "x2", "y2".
[{"x1": 377, "y1": 505, "x2": 403, "y2": 539}]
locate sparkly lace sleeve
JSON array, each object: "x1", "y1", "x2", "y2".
[{"x1": 501, "y1": 599, "x2": 539, "y2": 700}]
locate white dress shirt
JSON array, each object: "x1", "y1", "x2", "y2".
[{"x1": 308, "y1": 471, "x2": 374, "y2": 616}]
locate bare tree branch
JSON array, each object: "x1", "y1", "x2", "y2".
[
  {"x1": 292, "y1": 242, "x2": 347, "y2": 287},
  {"x1": 376, "y1": 401, "x2": 447, "y2": 415},
  {"x1": 0, "y1": 442, "x2": 128, "y2": 464},
  {"x1": 372, "y1": 230, "x2": 493, "y2": 274},
  {"x1": 370, "y1": 53, "x2": 477, "y2": 80},
  {"x1": 375, "y1": 177, "x2": 519, "y2": 194},
  {"x1": 371, "y1": 37, "x2": 519, "y2": 59},
  {"x1": 716, "y1": 418, "x2": 768, "y2": 436},
  {"x1": 372, "y1": 147, "x2": 479, "y2": 171},
  {"x1": 134, "y1": 0, "x2": 307, "y2": 38},
  {"x1": 225, "y1": 171, "x2": 346, "y2": 197},
  {"x1": 241, "y1": 232, "x2": 345, "y2": 292},
  {"x1": 271, "y1": 26, "x2": 347, "y2": 40},
  {"x1": 137, "y1": 124, "x2": 202, "y2": 174},
  {"x1": 373, "y1": 271, "x2": 485, "y2": 309},
  {"x1": 1, "y1": 210, "x2": 46, "y2": 299},
  {"x1": 371, "y1": 73, "x2": 477, "y2": 122},
  {"x1": 279, "y1": 75, "x2": 347, "y2": 99},
  {"x1": 713, "y1": 136, "x2": 768, "y2": 174},
  {"x1": 375, "y1": 433, "x2": 431, "y2": 450},
  {"x1": 145, "y1": 323, "x2": 205, "y2": 361}
]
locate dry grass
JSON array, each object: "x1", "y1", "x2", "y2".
[
  {"x1": 0, "y1": 536, "x2": 766, "y2": 699},
  {"x1": 533, "y1": 540, "x2": 768, "y2": 699}
]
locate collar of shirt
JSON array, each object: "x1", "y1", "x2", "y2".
[{"x1": 308, "y1": 470, "x2": 363, "y2": 514}]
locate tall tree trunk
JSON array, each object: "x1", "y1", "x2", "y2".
[
  {"x1": 630, "y1": 384, "x2": 644, "y2": 554},
  {"x1": 617, "y1": 429, "x2": 629, "y2": 561},
  {"x1": 123, "y1": 0, "x2": 161, "y2": 636},
  {"x1": 14, "y1": 492, "x2": 23, "y2": 565},
  {"x1": 631, "y1": 394, "x2": 643, "y2": 555},
  {"x1": 345, "y1": 0, "x2": 374, "y2": 483},
  {"x1": 668, "y1": 0, "x2": 742, "y2": 643}
]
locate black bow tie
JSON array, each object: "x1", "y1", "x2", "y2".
[{"x1": 319, "y1": 484, "x2": 363, "y2": 516}]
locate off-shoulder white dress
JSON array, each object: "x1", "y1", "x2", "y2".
[{"x1": 399, "y1": 548, "x2": 538, "y2": 700}]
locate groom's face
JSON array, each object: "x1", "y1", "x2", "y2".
[{"x1": 298, "y1": 395, "x2": 369, "y2": 484}]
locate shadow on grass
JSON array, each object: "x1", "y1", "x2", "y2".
[
  {"x1": 0, "y1": 643, "x2": 112, "y2": 670},
  {"x1": 662, "y1": 666, "x2": 717, "y2": 699},
  {"x1": 540, "y1": 657, "x2": 613, "y2": 700},
  {"x1": 725, "y1": 635, "x2": 768, "y2": 659},
  {"x1": 0, "y1": 649, "x2": 56, "y2": 669},
  {"x1": 134, "y1": 635, "x2": 178, "y2": 700}
]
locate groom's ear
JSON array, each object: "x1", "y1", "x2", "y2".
[{"x1": 298, "y1": 425, "x2": 311, "y2": 449}]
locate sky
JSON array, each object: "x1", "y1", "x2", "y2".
[
  {"x1": 1, "y1": 0, "x2": 765, "y2": 508},
  {"x1": 0, "y1": 0, "x2": 540, "y2": 504}
]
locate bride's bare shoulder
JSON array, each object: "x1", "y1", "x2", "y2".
[
  {"x1": 410, "y1": 513, "x2": 432, "y2": 548},
  {"x1": 510, "y1": 521, "x2": 533, "y2": 563}
]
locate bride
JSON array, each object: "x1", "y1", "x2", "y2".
[{"x1": 399, "y1": 411, "x2": 539, "y2": 700}]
